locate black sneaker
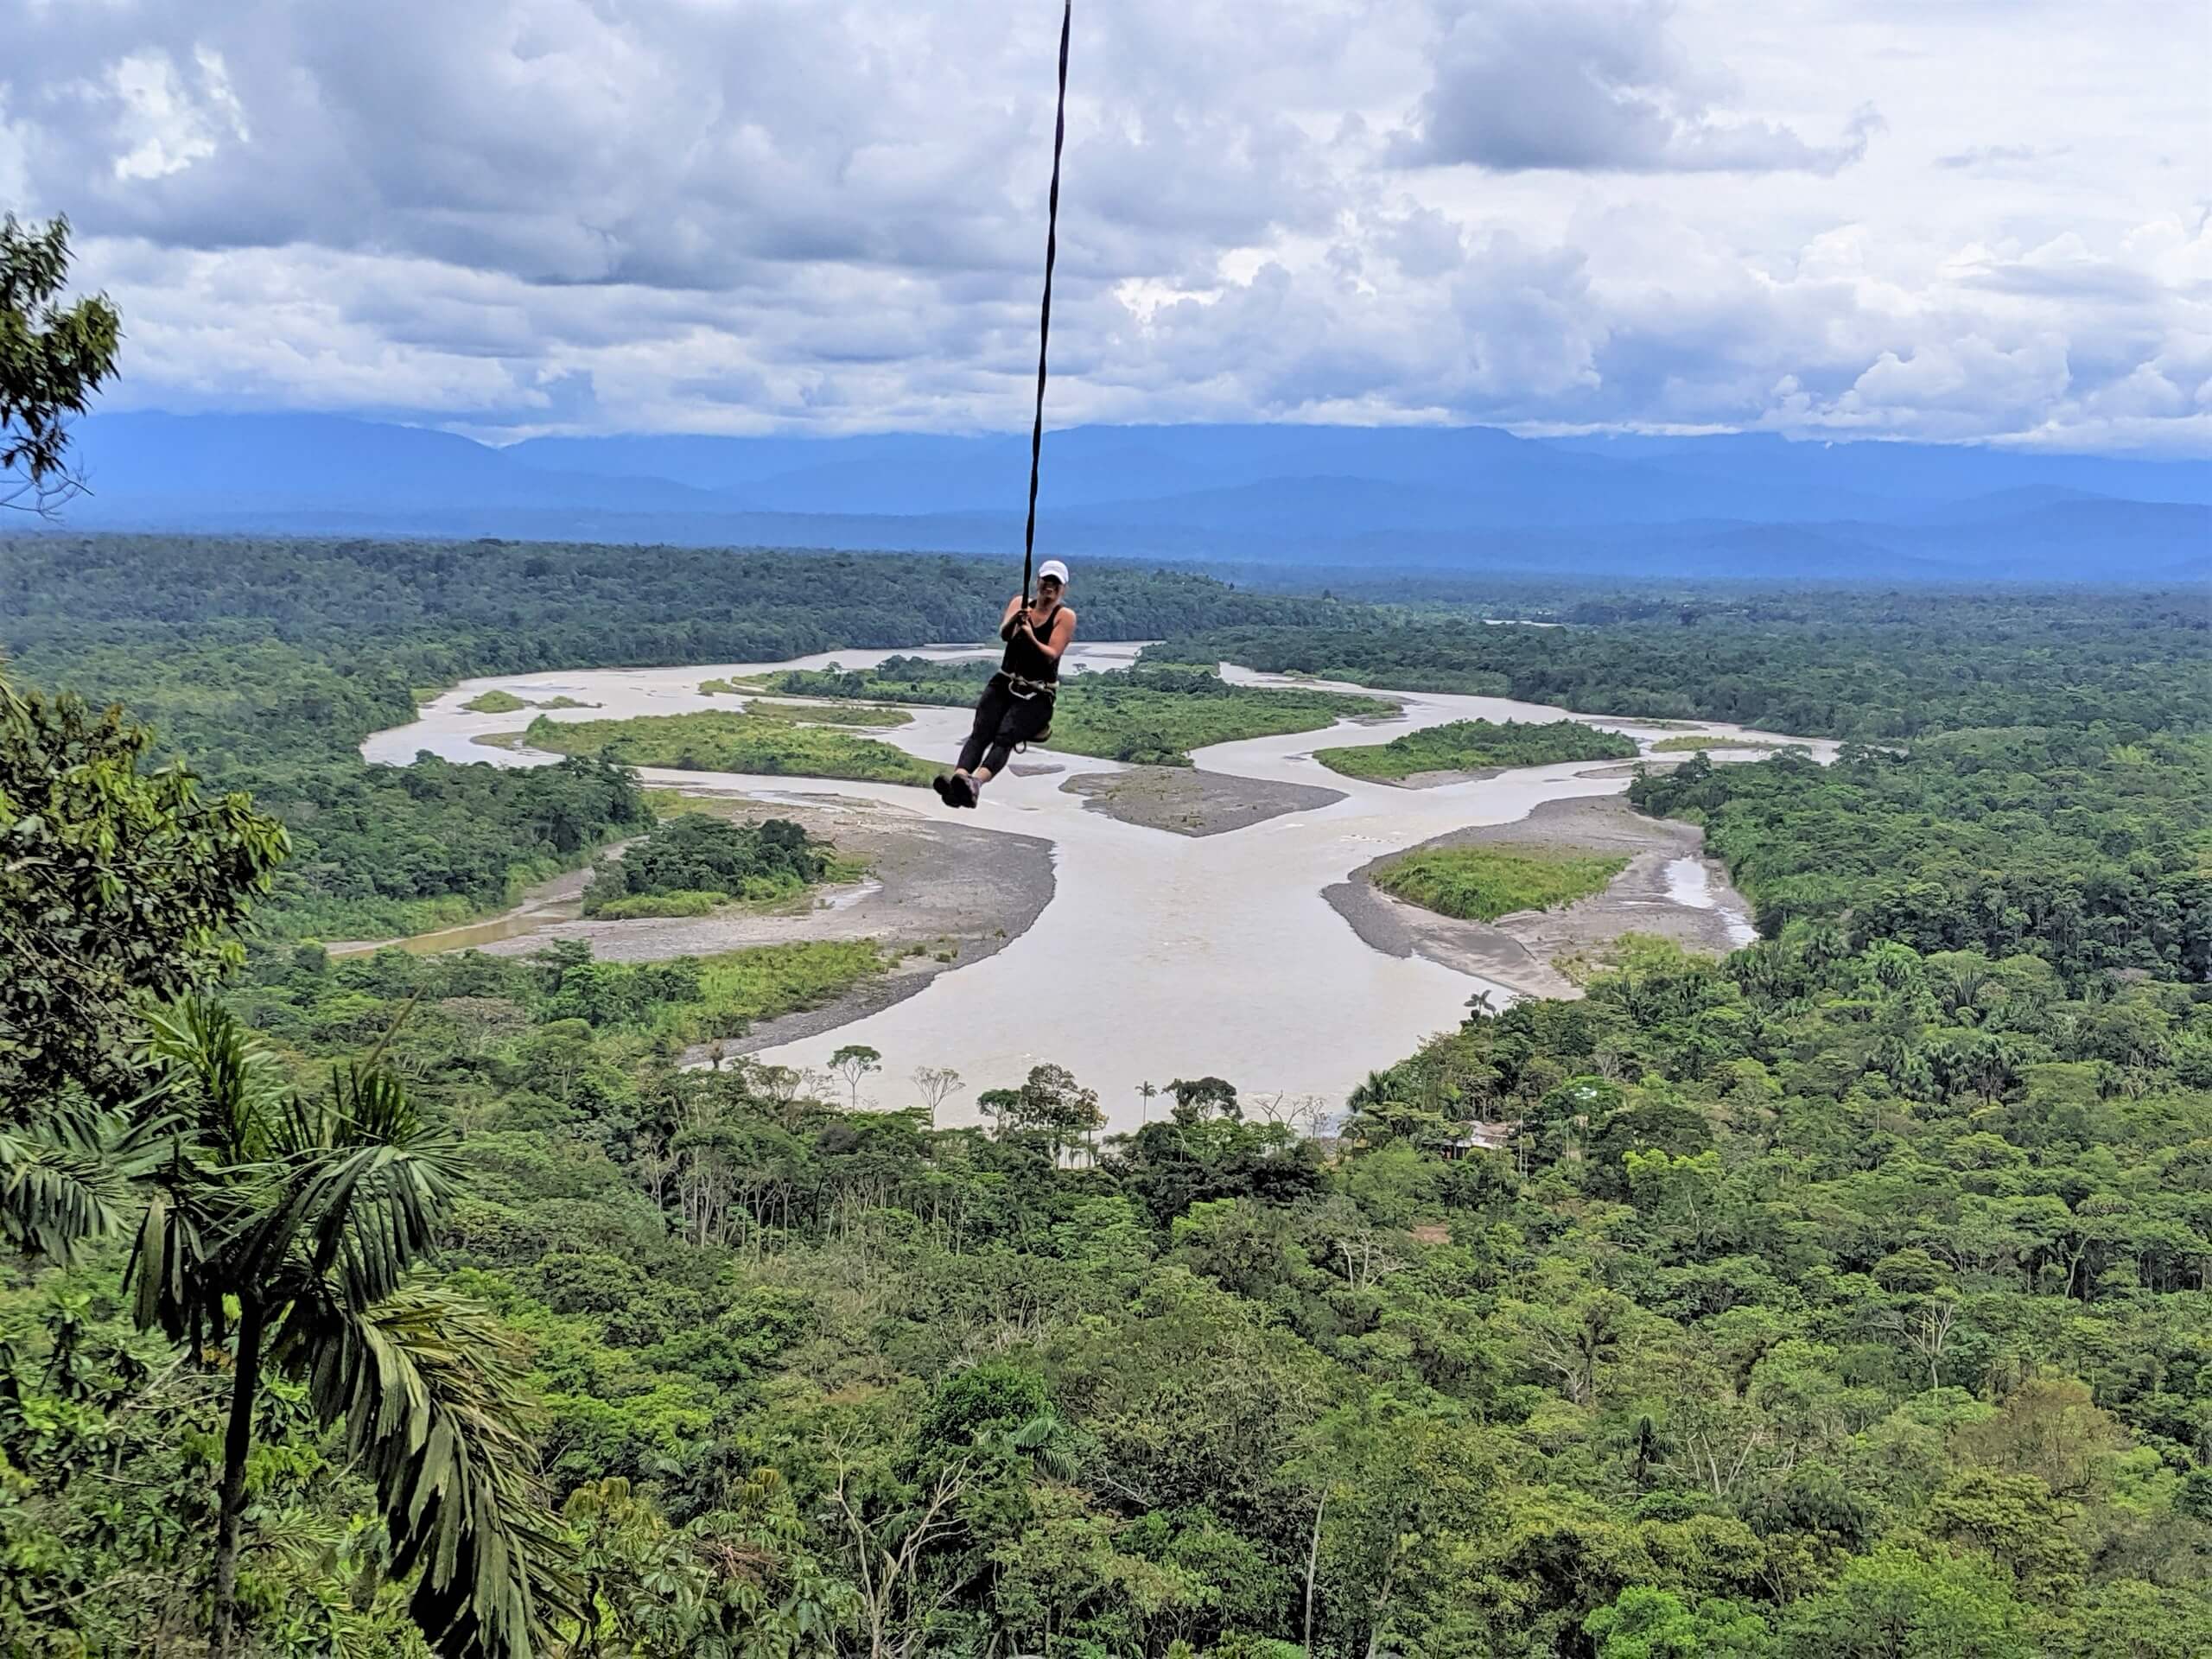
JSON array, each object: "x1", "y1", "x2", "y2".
[
  {"x1": 931, "y1": 773, "x2": 953, "y2": 806},
  {"x1": 951, "y1": 773, "x2": 979, "y2": 808}
]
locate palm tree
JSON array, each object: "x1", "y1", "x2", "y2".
[{"x1": 129, "y1": 999, "x2": 575, "y2": 1658}]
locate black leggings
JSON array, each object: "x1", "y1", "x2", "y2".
[{"x1": 958, "y1": 674, "x2": 1055, "y2": 775}]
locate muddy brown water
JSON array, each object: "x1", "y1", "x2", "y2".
[{"x1": 363, "y1": 647, "x2": 1828, "y2": 1123}]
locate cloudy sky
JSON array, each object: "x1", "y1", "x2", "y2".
[{"x1": 4, "y1": 0, "x2": 2206, "y2": 452}]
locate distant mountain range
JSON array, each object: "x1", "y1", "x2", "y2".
[{"x1": 48, "y1": 411, "x2": 2212, "y2": 583}]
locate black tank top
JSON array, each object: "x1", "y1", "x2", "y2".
[{"x1": 1001, "y1": 602, "x2": 1063, "y2": 683}]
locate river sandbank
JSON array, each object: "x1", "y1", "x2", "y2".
[
  {"x1": 474, "y1": 794, "x2": 1049, "y2": 1015},
  {"x1": 343, "y1": 791, "x2": 1054, "y2": 1052},
  {"x1": 326, "y1": 840, "x2": 637, "y2": 957},
  {"x1": 1060, "y1": 766, "x2": 1347, "y2": 836},
  {"x1": 1324, "y1": 796, "x2": 1756, "y2": 999}
]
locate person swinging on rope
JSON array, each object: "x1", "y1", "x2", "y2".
[
  {"x1": 935, "y1": 559, "x2": 1077, "y2": 808},
  {"x1": 934, "y1": 0, "x2": 1077, "y2": 813}
]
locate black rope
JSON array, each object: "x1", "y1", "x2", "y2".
[{"x1": 1022, "y1": 0, "x2": 1072, "y2": 606}]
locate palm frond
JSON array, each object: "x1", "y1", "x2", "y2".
[
  {"x1": 126, "y1": 1177, "x2": 232, "y2": 1347},
  {"x1": 144, "y1": 997, "x2": 279, "y2": 1160},
  {"x1": 281, "y1": 1285, "x2": 580, "y2": 1659},
  {"x1": 1, "y1": 1097, "x2": 174, "y2": 1262},
  {"x1": 250, "y1": 1065, "x2": 466, "y2": 1309}
]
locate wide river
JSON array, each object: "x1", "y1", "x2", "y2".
[{"x1": 365, "y1": 645, "x2": 1827, "y2": 1126}]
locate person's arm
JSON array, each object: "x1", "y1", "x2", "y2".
[
  {"x1": 1033, "y1": 607, "x2": 1077, "y2": 664},
  {"x1": 999, "y1": 594, "x2": 1027, "y2": 642}
]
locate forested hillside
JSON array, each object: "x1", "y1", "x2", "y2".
[{"x1": 3, "y1": 534, "x2": 2209, "y2": 1657}]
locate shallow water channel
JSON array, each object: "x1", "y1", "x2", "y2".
[{"x1": 365, "y1": 645, "x2": 1827, "y2": 1126}]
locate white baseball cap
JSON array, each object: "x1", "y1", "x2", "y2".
[{"x1": 1038, "y1": 558, "x2": 1071, "y2": 585}]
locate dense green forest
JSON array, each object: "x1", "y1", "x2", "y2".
[
  {"x1": 4, "y1": 531, "x2": 2210, "y2": 1658},
  {"x1": 2, "y1": 534, "x2": 1334, "y2": 670},
  {"x1": 1317, "y1": 719, "x2": 1638, "y2": 782},
  {"x1": 1631, "y1": 735, "x2": 2212, "y2": 984},
  {"x1": 1141, "y1": 591, "x2": 2211, "y2": 741}
]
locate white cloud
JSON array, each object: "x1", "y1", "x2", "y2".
[
  {"x1": 1395, "y1": 0, "x2": 1880, "y2": 175},
  {"x1": 0, "y1": 0, "x2": 2203, "y2": 452},
  {"x1": 105, "y1": 48, "x2": 245, "y2": 181}
]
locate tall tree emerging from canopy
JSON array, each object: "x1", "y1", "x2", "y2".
[
  {"x1": 133, "y1": 1000, "x2": 579, "y2": 1659},
  {"x1": 1, "y1": 214, "x2": 121, "y2": 513}
]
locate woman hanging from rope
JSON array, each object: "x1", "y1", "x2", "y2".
[
  {"x1": 934, "y1": 559, "x2": 1076, "y2": 808},
  {"x1": 932, "y1": 2, "x2": 1076, "y2": 810}
]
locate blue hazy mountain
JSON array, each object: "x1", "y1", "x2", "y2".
[{"x1": 54, "y1": 411, "x2": 2212, "y2": 583}]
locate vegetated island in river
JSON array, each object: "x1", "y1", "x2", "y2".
[
  {"x1": 461, "y1": 688, "x2": 599, "y2": 713},
  {"x1": 1315, "y1": 716, "x2": 1637, "y2": 784},
  {"x1": 1649, "y1": 733, "x2": 1780, "y2": 753},
  {"x1": 1326, "y1": 795, "x2": 1755, "y2": 999},
  {"x1": 518, "y1": 709, "x2": 938, "y2": 785},
  {"x1": 1371, "y1": 843, "x2": 1631, "y2": 922},
  {"x1": 763, "y1": 657, "x2": 1391, "y2": 765},
  {"x1": 704, "y1": 694, "x2": 916, "y2": 727},
  {"x1": 581, "y1": 810, "x2": 862, "y2": 920}
]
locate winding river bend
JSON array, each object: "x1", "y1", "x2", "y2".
[{"x1": 365, "y1": 645, "x2": 1827, "y2": 1125}]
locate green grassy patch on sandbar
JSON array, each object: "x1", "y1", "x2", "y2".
[
  {"x1": 1044, "y1": 668, "x2": 1388, "y2": 766},
  {"x1": 589, "y1": 888, "x2": 728, "y2": 920},
  {"x1": 462, "y1": 689, "x2": 531, "y2": 713},
  {"x1": 521, "y1": 711, "x2": 936, "y2": 786},
  {"x1": 699, "y1": 675, "x2": 781, "y2": 696},
  {"x1": 771, "y1": 658, "x2": 1386, "y2": 766},
  {"x1": 1318, "y1": 718, "x2": 1637, "y2": 780},
  {"x1": 658, "y1": 940, "x2": 889, "y2": 1044},
  {"x1": 1373, "y1": 844, "x2": 1631, "y2": 922},
  {"x1": 1650, "y1": 734, "x2": 1778, "y2": 753},
  {"x1": 742, "y1": 699, "x2": 913, "y2": 728},
  {"x1": 765, "y1": 658, "x2": 989, "y2": 706}
]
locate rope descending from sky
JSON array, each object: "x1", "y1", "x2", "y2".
[{"x1": 1022, "y1": 0, "x2": 1072, "y2": 605}]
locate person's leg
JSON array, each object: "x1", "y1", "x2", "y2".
[
  {"x1": 956, "y1": 679, "x2": 1010, "y2": 774},
  {"x1": 970, "y1": 691, "x2": 1053, "y2": 785},
  {"x1": 939, "y1": 679, "x2": 1012, "y2": 805}
]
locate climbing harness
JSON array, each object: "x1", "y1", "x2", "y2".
[
  {"x1": 1004, "y1": 671, "x2": 1056, "y2": 747},
  {"x1": 1020, "y1": 0, "x2": 1072, "y2": 607}
]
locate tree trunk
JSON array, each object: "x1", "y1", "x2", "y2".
[
  {"x1": 1363, "y1": 1565, "x2": 1395, "y2": 1659},
  {"x1": 210, "y1": 1299, "x2": 266, "y2": 1658},
  {"x1": 1303, "y1": 1491, "x2": 1326, "y2": 1656}
]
